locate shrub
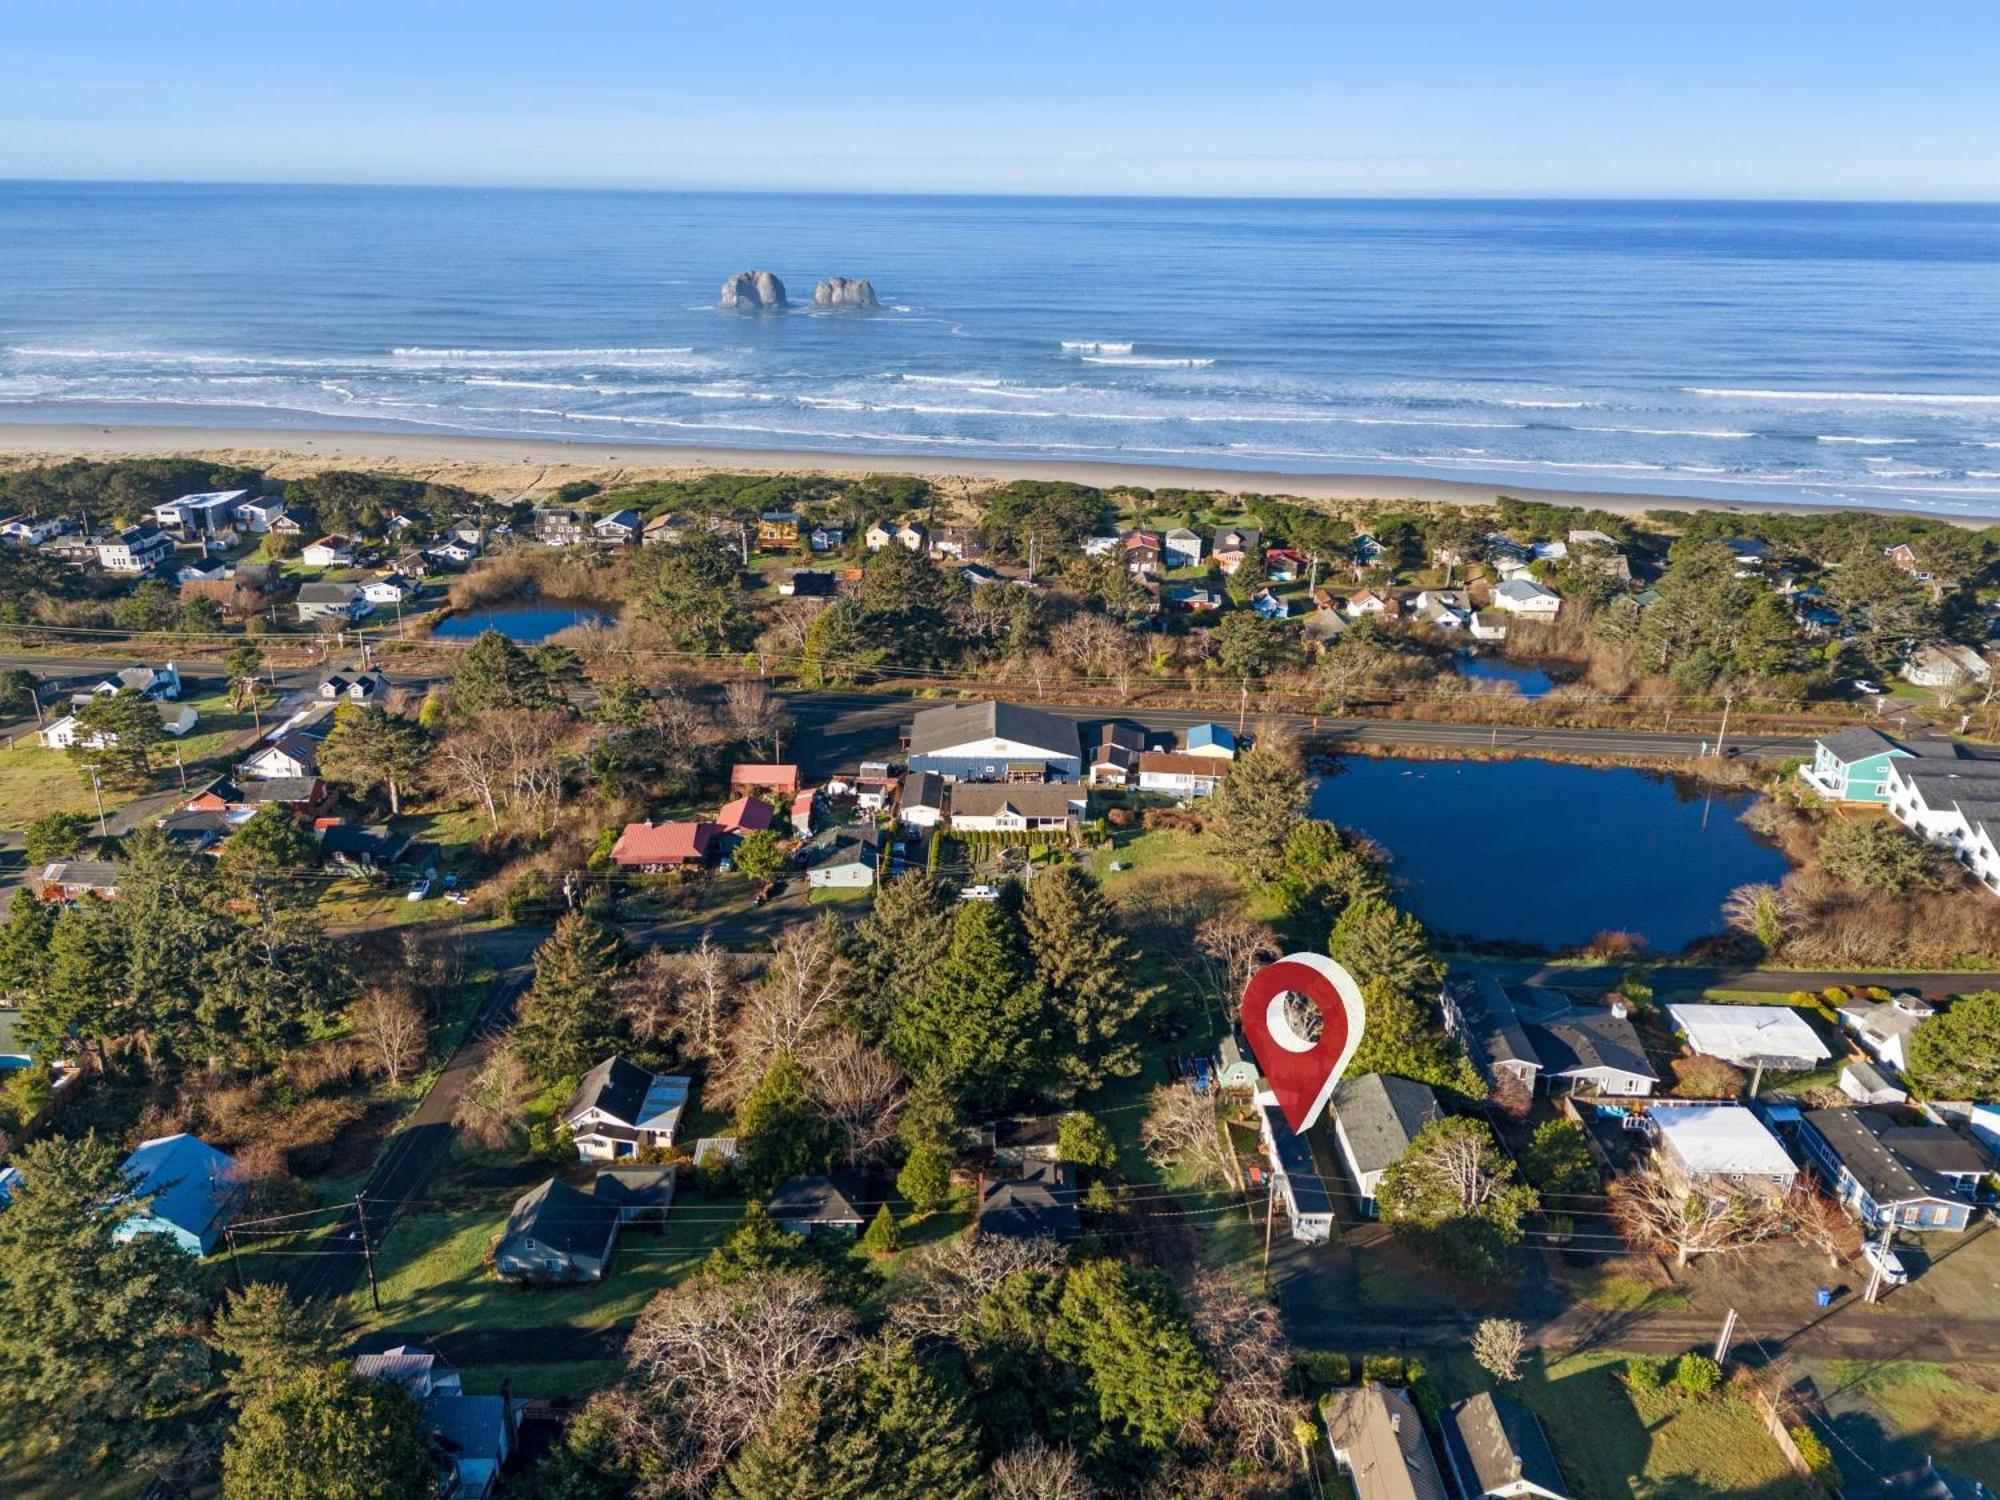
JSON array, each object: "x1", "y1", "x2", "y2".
[
  {"x1": 1297, "y1": 1352, "x2": 1351, "y2": 1389},
  {"x1": 1673, "y1": 1353, "x2": 1722, "y2": 1396},
  {"x1": 1790, "y1": 1424, "x2": 1841, "y2": 1488},
  {"x1": 1360, "y1": 1354, "x2": 1406, "y2": 1386},
  {"x1": 1105, "y1": 806, "x2": 1136, "y2": 829},
  {"x1": 1626, "y1": 1356, "x2": 1664, "y2": 1392}
]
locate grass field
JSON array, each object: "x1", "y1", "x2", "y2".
[
  {"x1": 1813, "y1": 1359, "x2": 2000, "y2": 1489},
  {"x1": 0, "y1": 741, "x2": 108, "y2": 828}
]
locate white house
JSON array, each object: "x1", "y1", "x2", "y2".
[
  {"x1": 1256, "y1": 1094, "x2": 1335, "y2": 1244},
  {"x1": 865, "y1": 519, "x2": 926, "y2": 553},
  {"x1": 153, "y1": 490, "x2": 245, "y2": 537},
  {"x1": 240, "y1": 733, "x2": 319, "y2": 782},
  {"x1": 296, "y1": 581, "x2": 371, "y2": 623},
  {"x1": 319, "y1": 667, "x2": 390, "y2": 703},
  {"x1": 1837, "y1": 995, "x2": 1934, "y2": 1074},
  {"x1": 592, "y1": 509, "x2": 642, "y2": 546},
  {"x1": 96, "y1": 526, "x2": 172, "y2": 574},
  {"x1": 1469, "y1": 610, "x2": 1509, "y2": 642},
  {"x1": 1413, "y1": 589, "x2": 1472, "y2": 630},
  {"x1": 235, "y1": 498, "x2": 289, "y2": 533},
  {"x1": 1651, "y1": 1105, "x2": 1799, "y2": 1198},
  {"x1": 1903, "y1": 643, "x2": 1992, "y2": 691},
  {"x1": 947, "y1": 783, "x2": 1083, "y2": 834},
  {"x1": 361, "y1": 579, "x2": 409, "y2": 606},
  {"x1": 562, "y1": 1057, "x2": 692, "y2": 1161},
  {"x1": 301, "y1": 535, "x2": 356, "y2": 568},
  {"x1": 1884, "y1": 754, "x2": 2000, "y2": 896},
  {"x1": 1163, "y1": 527, "x2": 1204, "y2": 569},
  {"x1": 1330, "y1": 1073, "x2": 1441, "y2": 1217},
  {"x1": 1665, "y1": 1003, "x2": 1831, "y2": 1074},
  {"x1": 2, "y1": 515, "x2": 67, "y2": 545},
  {"x1": 897, "y1": 771, "x2": 947, "y2": 829},
  {"x1": 39, "y1": 700, "x2": 198, "y2": 749},
  {"x1": 1491, "y1": 578, "x2": 1562, "y2": 616},
  {"x1": 1135, "y1": 751, "x2": 1226, "y2": 798}
]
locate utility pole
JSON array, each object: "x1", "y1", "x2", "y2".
[
  {"x1": 352, "y1": 1194, "x2": 382, "y2": 1313},
  {"x1": 173, "y1": 745, "x2": 187, "y2": 793},
  {"x1": 1713, "y1": 1307, "x2": 1739, "y2": 1364},
  {"x1": 223, "y1": 1224, "x2": 246, "y2": 1294},
  {"x1": 1714, "y1": 690, "x2": 1735, "y2": 759},
  {"x1": 1238, "y1": 680, "x2": 1250, "y2": 736},
  {"x1": 1261, "y1": 1176, "x2": 1278, "y2": 1293},
  {"x1": 87, "y1": 764, "x2": 107, "y2": 837}
]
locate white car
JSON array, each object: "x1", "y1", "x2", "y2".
[
  {"x1": 1862, "y1": 1240, "x2": 1909, "y2": 1287},
  {"x1": 406, "y1": 874, "x2": 434, "y2": 903},
  {"x1": 1850, "y1": 679, "x2": 1884, "y2": 696},
  {"x1": 958, "y1": 883, "x2": 1000, "y2": 902}
]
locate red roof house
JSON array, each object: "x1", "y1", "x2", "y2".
[
  {"x1": 714, "y1": 796, "x2": 775, "y2": 836},
  {"x1": 729, "y1": 764, "x2": 801, "y2": 795},
  {"x1": 791, "y1": 788, "x2": 817, "y2": 834},
  {"x1": 610, "y1": 820, "x2": 718, "y2": 871}
]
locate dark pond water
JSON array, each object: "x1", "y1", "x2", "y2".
[
  {"x1": 1309, "y1": 756, "x2": 1790, "y2": 953},
  {"x1": 1454, "y1": 649, "x2": 1555, "y2": 698},
  {"x1": 431, "y1": 602, "x2": 606, "y2": 643}
]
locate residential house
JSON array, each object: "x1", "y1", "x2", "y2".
[
  {"x1": 1265, "y1": 546, "x2": 1306, "y2": 583},
  {"x1": 1331, "y1": 1074, "x2": 1441, "y2": 1217},
  {"x1": 1485, "y1": 535, "x2": 1532, "y2": 574},
  {"x1": 1163, "y1": 527, "x2": 1204, "y2": 569},
  {"x1": 1413, "y1": 589, "x2": 1471, "y2": 630},
  {"x1": 241, "y1": 732, "x2": 320, "y2": 781},
  {"x1": 38, "y1": 860, "x2": 125, "y2": 902},
  {"x1": 426, "y1": 538, "x2": 478, "y2": 566},
  {"x1": 175, "y1": 559, "x2": 234, "y2": 588},
  {"x1": 1304, "y1": 600, "x2": 1350, "y2": 645},
  {"x1": 1122, "y1": 530, "x2": 1164, "y2": 576},
  {"x1": 905, "y1": 699, "x2": 1083, "y2": 781},
  {"x1": 534, "y1": 509, "x2": 588, "y2": 548},
  {"x1": 268, "y1": 512, "x2": 307, "y2": 537},
  {"x1": 1081, "y1": 533, "x2": 1121, "y2": 558},
  {"x1": 1183, "y1": 723, "x2": 1238, "y2": 759},
  {"x1": 1087, "y1": 722, "x2": 1147, "y2": 787},
  {"x1": 73, "y1": 662, "x2": 182, "y2": 702},
  {"x1": 898, "y1": 770, "x2": 947, "y2": 828},
  {"x1": 155, "y1": 808, "x2": 230, "y2": 852},
  {"x1": 714, "y1": 794, "x2": 775, "y2": 836},
  {"x1": 1666, "y1": 1003, "x2": 1831, "y2": 1073},
  {"x1": 610, "y1": 820, "x2": 717, "y2": 871},
  {"x1": 1720, "y1": 536, "x2": 1771, "y2": 570},
  {"x1": 1135, "y1": 751, "x2": 1227, "y2": 798},
  {"x1": 1840, "y1": 1061, "x2": 1909, "y2": 1107},
  {"x1": 730, "y1": 763, "x2": 801, "y2": 797},
  {"x1": 1885, "y1": 542, "x2": 1925, "y2": 576},
  {"x1": 1970, "y1": 1105, "x2": 2000, "y2": 1162},
  {"x1": 809, "y1": 522, "x2": 846, "y2": 552},
  {"x1": 1345, "y1": 589, "x2": 1395, "y2": 619},
  {"x1": 563, "y1": 1056, "x2": 693, "y2": 1161},
  {"x1": 805, "y1": 822, "x2": 879, "y2": 888},
  {"x1": 319, "y1": 666, "x2": 391, "y2": 703},
  {"x1": 115, "y1": 1134, "x2": 239, "y2": 1256},
  {"x1": 96, "y1": 525, "x2": 172, "y2": 574},
  {"x1": 494, "y1": 1177, "x2": 622, "y2": 1282},
  {"x1": 317, "y1": 822, "x2": 415, "y2": 874},
  {"x1": 959, "y1": 563, "x2": 1000, "y2": 589},
  {"x1": 300, "y1": 535, "x2": 356, "y2": 568},
  {"x1": 979, "y1": 1161, "x2": 1081, "y2": 1242},
  {"x1": 38, "y1": 699, "x2": 197, "y2": 749},
  {"x1": 768, "y1": 1175, "x2": 865, "y2": 1237},
  {"x1": 928, "y1": 527, "x2": 985, "y2": 562},
  {"x1": 1212, "y1": 526, "x2": 1262, "y2": 576},
  {"x1": 1257, "y1": 1094, "x2": 1336, "y2": 1243},
  {"x1": 790, "y1": 786, "x2": 817, "y2": 836},
  {"x1": 1250, "y1": 588, "x2": 1293, "y2": 620},
  {"x1": 948, "y1": 782, "x2": 1084, "y2": 834},
  {"x1": 1903, "y1": 643, "x2": 1991, "y2": 690},
  {"x1": 1325, "y1": 1385, "x2": 1449, "y2": 1500},
  {"x1": 1877, "y1": 1122, "x2": 1990, "y2": 1202},
  {"x1": 187, "y1": 774, "x2": 331, "y2": 820},
  {"x1": 1523, "y1": 1004, "x2": 1658, "y2": 1096},
  {"x1": 777, "y1": 569, "x2": 835, "y2": 597},
  {"x1": 153, "y1": 489, "x2": 245, "y2": 538},
  {"x1": 865, "y1": 518, "x2": 927, "y2": 553},
  {"x1": 1168, "y1": 583, "x2": 1223, "y2": 613},
  {"x1": 295, "y1": 580, "x2": 371, "y2": 623},
  {"x1": 756, "y1": 510, "x2": 802, "y2": 551},
  {"x1": 1838, "y1": 994, "x2": 1935, "y2": 1073},
  {"x1": 592, "y1": 509, "x2": 642, "y2": 546},
  {"x1": 1567, "y1": 528, "x2": 1619, "y2": 550},
  {"x1": 1799, "y1": 1108, "x2": 1974, "y2": 1231},
  {"x1": 235, "y1": 498, "x2": 288, "y2": 533},
  {"x1": 1215, "y1": 1030, "x2": 1261, "y2": 1093},
  {"x1": 641, "y1": 513, "x2": 686, "y2": 546},
  {"x1": 1492, "y1": 578, "x2": 1562, "y2": 616},
  {"x1": 1801, "y1": 727, "x2": 1913, "y2": 804},
  {"x1": 1442, "y1": 1392, "x2": 1570, "y2": 1500},
  {"x1": 352, "y1": 1347, "x2": 512, "y2": 1499},
  {"x1": 1, "y1": 514, "x2": 67, "y2": 545},
  {"x1": 1650, "y1": 1105, "x2": 1799, "y2": 1198},
  {"x1": 1440, "y1": 975, "x2": 1543, "y2": 1093},
  {"x1": 1884, "y1": 751, "x2": 2000, "y2": 893},
  {"x1": 1469, "y1": 610, "x2": 1509, "y2": 642}
]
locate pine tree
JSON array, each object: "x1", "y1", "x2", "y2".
[
  {"x1": 452, "y1": 629, "x2": 559, "y2": 713},
  {"x1": 1022, "y1": 865, "x2": 1155, "y2": 1092},
  {"x1": 887, "y1": 901, "x2": 1050, "y2": 1111},
  {"x1": 210, "y1": 1282, "x2": 339, "y2": 1401},
  {"x1": 861, "y1": 1203, "x2": 903, "y2": 1256},
  {"x1": 317, "y1": 704, "x2": 429, "y2": 815},
  {"x1": 1049, "y1": 1258, "x2": 1218, "y2": 1451},
  {"x1": 1207, "y1": 742, "x2": 1308, "y2": 881},
  {"x1": 854, "y1": 874, "x2": 957, "y2": 1036},
  {"x1": 734, "y1": 1052, "x2": 837, "y2": 1194},
  {"x1": 896, "y1": 1139, "x2": 955, "y2": 1215},
  {"x1": 514, "y1": 911, "x2": 624, "y2": 1086},
  {"x1": 221, "y1": 1366, "x2": 437, "y2": 1500},
  {"x1": 1329, "y1": 894, "x2": 1443, "y2": 998},
  {"x1": 1346, "y1": 977, "x2": 1483, "y2": 1099},
  {"x1": 34, "y1": 895, "x2": 126, "y2": 1065},
  {"x1": 0, "y1": 892, "x2": 55, "y2": 1000},
  {"x1": 216, "y1": 803, "x2": 318, "y2": 875}
]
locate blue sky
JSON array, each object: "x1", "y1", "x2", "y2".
[{"x1": 5, "y1": 2, "x2": 1997, "y2": 198}]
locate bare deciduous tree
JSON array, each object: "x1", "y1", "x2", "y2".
[
  {"x1": 1184, "y1": 1269, "x2": 1302, "y2": 1467},
  {"x1": 886, "y1": 1236, "x2": 1071, "y2": 1343},
  {"x1": 1611, "y1": 1168, "x2": 1783, "y2": 1269},
  {"x1": 1193, "y1": 915, "x2": 1280, "y2": 1010},
  {"x1": 452, "y1": 1047, "x2": 531, "y2": 1151},
  {"x1": 1471, "y1": 1316, "x2": 1527, "y2": 1383},
  {"x1": 991, "y1": 1439, "x2": 1095, "y2": 1500},
  {"x1": 1140, "y1": 1084, "x2": 1233, "y2": 1188},
  {"x1": 350, "y1": 986, "x2": 427, "y2": 1086},
  {"x1": 804, "y1": 1032, "x2": 906, "y2": 1166},
  {"x1": 1786, "y1": 1183, "x2": 1863, "y2": 1269},
  {"x1": 722, "y1": 679, "x2": 788, "y2": 758},
  {"x1": 724, "y1": 918, "x2": 850, "y2": 1096},
  {"x1": 759, "y1": 597, "x2": 829, "y2": 658}
]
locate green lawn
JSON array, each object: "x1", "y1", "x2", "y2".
[
  {"x1": 0, "y1": 741, "x2": 109, "y2": 830},
  {"x1": 354, "y1": 1207, "x2": 739, "y2": 1335},
  {"x1": 460, "y1": 1359, "x2": 624, "y2": 1400},
  {"x1": 1813, "y1": 1360, "x2": 2000, "y2": 1489},
  {"x1": 1570, "y1": 1266, "x2": 1691, "y2": 1314}
]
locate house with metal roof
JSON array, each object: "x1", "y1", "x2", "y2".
[
  {"x1": 1135, "y1": 751, "x2": 1227, "y2": 798},
  {"x1": 1799, "y1": 1108, "x2": 1974, "y2": 1232},
  {"x1": 609, "y1": 819, "x2": 718, "y2": 871},
  {"x1": 1325, "y1": 1385, "x2": 1448, "y2": 1500},
  {"x1": 1330, "y1": 1074, "x2": 1441, "y2": 1218},
  {"x1": 115, "y1": 1133, "x2": 240, "y2": 1256},
  {"x1": 1650, "y1": 1105, "x2": 1799, "y2": 1198},
  {"x1": 1258, "y1": 1096, "x2": 1335, "y2": 1242},
  {"x1": 1666, "y1": 1003, "x2": 1832, "y2": 1073},
  {"x1": 1183, "y1": 722, "x2": 1238, "y2": 759},
  {"x1": 904, "y1": 700, "x2": 1083, "y2": 781},
  {"x1": 1442, "y1": 1391, "x2": 1570, "y2": 1499},
  {"x1": 562, "y1": 1057, "x2": 692, "y2": 1162}
]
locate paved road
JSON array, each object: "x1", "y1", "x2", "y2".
[
  {"x1": 1461, "y1": 959, "x2": 1994, "y2": 1004},
  {"x1": 284, "y1": 926, "x2": 545, "y2": 1304}
]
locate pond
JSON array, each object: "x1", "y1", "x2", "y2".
[
  {"x1": 431, "y1": 602, "x2": 607, "y2": 643},
  {"x1": 1308, "y1": 756, "x2": 1790, "y2": 953},
  {"x1": 1454, "y1": 649, "x2": 1556, "y2": 698}
]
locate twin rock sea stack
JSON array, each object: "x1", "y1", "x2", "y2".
[{"x1": 718, "y1": 271, "x2": 878, "y2": 311}]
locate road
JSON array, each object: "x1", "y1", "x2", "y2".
[
  {"x1": 1461, "y1": 959, "x2": 1993, "y2": 1004},
  {"x1": 284, "y1": 926, "x2": 545, "y2": 1303}
]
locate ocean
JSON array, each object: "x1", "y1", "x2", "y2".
[{"x1": 3, "y1": 183, "x2": 1999, "y2": 514}]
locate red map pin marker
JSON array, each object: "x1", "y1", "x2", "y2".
[{"x1": 1240, "y1": 952, "x2": 1366, "y2": 1134}]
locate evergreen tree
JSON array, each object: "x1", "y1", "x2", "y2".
[
  {"x1": 0, "y1": 1134, "x2": 209, "y2": 1471},
  {"x1": 887, "y1": 900, "x2": 1051, "y2": 1111},
  {"x1": 21, "y1": 810, "x2": 92, "y2": 867},
  {"x1": 67, "y1": 691, "x2": 165, "y2": 787},
  {"x1": 855, "y1": 874, "x2": 957, "y2": 1036},
  {"x1": 734, "y1": 1052, "x2": 837, "y2": 1194},
  {"x1": 627, "y1": 536, "x2": 750, "y2": 652},
  {"x1": 1048, "y1": 1258, "x2": 1218, "y2": 1452},
  {"x1": 514, "y1": 911, "x2": 624, "y2": 1086},
  {"x1": 1273, "y1": 818, "x2": 1386, "y2": 918},
  {"x1": 221, "y1": 1366, "x2": 437, "y2": 1500},
  {"x1": 1329, "y1": 894, "x2": 1444, "y2": 998},
  {"x1": 1021, "y1": 865, "x2": 1154, "y2": 1092},
  {"x1": 452, "y1": 628, "x2": 560, "y2": 713},
  {"x1": 861, "y1": 1203, "x2": 903, "y2": 1255},
  {"x1": 1055, "y1": 1110, "x2": 1118, "y2": 1171},
  {"x1": 317, "y1": 704, "x2": 429, "y2": 814},
  {"x1": 1906, "y1": 990, "x2": 2000, "y2": 1100},
  {"x1": 0, "y1": 892, "x2": 55, "y2": 1000},
  {"x1": 1207, "y1": 742, "x2": 1308, "y2": 881},
  {"x1": 1345, "y1": 977, "x2": 1482, "y2": 1099},
  {"x1": 210, "y1": 1283, "x2": 339, "y2": 1401},
  {"x1": 216, "y1": 804, "x2": 318, "y2": 876},
  {"x1": 34, "y1": 895, "x2": 126, "y2": 1064},
  {"x1": 1376, "y1": 1115, "x2": 1538, "y2": 1280},
  {"x1": 896, "y1": 1139, "x2": 955, "y2": 1215},
  {"x1": 799, "y1": 598, "x2": 886, "y2": 688}
]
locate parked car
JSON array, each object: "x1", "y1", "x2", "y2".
[
  {"x1": 1850, "y1": 679, "x2": 1884, "y2": 696},
  {"x1": 958, "y1": 883, "x2": 1000, "y2": 901},
  {"x1": 1863, "y1": 1241, "x2": 1909, "y2": 1287},
  {"x1": 406, "y1": 873, "x2": 435, "y2": 902}
]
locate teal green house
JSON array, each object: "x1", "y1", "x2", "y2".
[{"x1": 1801, "y1": 727, "x2": 1909, "y2": 803}]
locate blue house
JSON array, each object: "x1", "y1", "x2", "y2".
[
  {"x1": 1251, "y1": 589, "x2": 1293, "y2": 621},
  {"x1": 115, "y1": 1133, "x2": 241, "y2": 1255},
  {"x1": 1801, "y1": 727, "x2": 1911, "y2": 804},
  {"x1": 1798, "y1": 1109, "x2": 1973, "y2": 1232},
  {"x1": 1184, "y1": 723, "x2": 1237, "y2": 759}
]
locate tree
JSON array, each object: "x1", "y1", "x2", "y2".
[
  {"x1": 1207, "y1": 742, "x2": 1308, "y2": 881},
  {"x1": 209, "y1": 1283, "x2": 338, "y2": 1401},
  {"x1": 627, "y1": 535, "x2": 750, "y2": 652},
  {"x1": 1817, "y1": 819, "x2": 1943, "y2": 895},
  {"x1": 1376, "y1": 1116, "x2": 1538, "y2": 1279},
  {"x1": 1610, "y1": 1167, "x2": 1780, "y2": 1269},
  {"x1": 1723, "y1": 882, "x2": 1792, "y2": 954},
  {"x1": 732, "y1": 827, "x2": 787, "y2": 882},
  {"x1": 453, "y1": 1046, "x2": 532, "y2": 1150},
  {"x1": 1049, "y1": 1258, "x2": 1218, "y2": 1451},
  {"x1": 351, "y1": 986, "x2": 428, "y2": 1085},
  {"x1": 736, "y1": 1051, "x2": 838, "y2": 1194},
  {"x1": 317, "y1": 704, "x2": 428, "y2": 815},
  {"x1": 452, "y1": 628, "x2": 560, "y2": 713},
  {"x1": 1787, "y1": 1183, "x2": 1863, "y2": 1269},
  {"x1": 221, "y1": 1365, "x2": 437, "y2": 1500},
  {"x1": 224, "y1": 640, "x2": 266, "y2": 719},
  {"x1": 1139, "y1": 1083, "x2": 1232, "y2": 1187},
  {"x1": 1346, "y1": 978, "x2": 1483, "y2": 1098},
  {"x1": 1471, "y1": 1317, "x2": 1527, "y2": 1384},
  {"x1": 897, "y1": 1138, "x2": 956, "y2": 1215},
  {"x1": 1519, "y1": 1119, "x2": 1596, "y2": 1197},
  {"x1": 1905, "y1": 990, "x2": 2000, "y2": 1099},
  {"x1": 32, "y1": 895, "x2": 127, "y2": 1066},
  {"x1": 888, "y1": 900, "x2": 1050, "y2": 1111},
  {"x1": 1274, "y1": 818, "x2": 1386, "y2": 918},
  {"x1": 0, "y1": 891, "x2": 54, "y2": 1000},
  {"x1": 854, "y1": 874, "x2": 957, "y2": 1033},
  {"x1": 68, "y1": 691, "x2": 165, "y2": 787},
  {"x1": 1022, "y1": 864, "x2": 1154, "y2": 1092},
  {"x1": 1184, "y1": 1268, "x2": 1302, "y2": 1468},
  {"x1": 1056, "y1": 1111, "x2": 1118, "y2": 1171},
  {"x1": 718, "y1": 1340, "x2": 982, "y2": 1500},
  {"x1": 0, "y1": 1134, "x2": 209, "y2": 1470},
  {"x1": 1212, "y1": 612, "x2": 1298, "y2": 679},
  {"x1": 1672, "y1": 1054, "x2": 1747, "y2": 1099},
  {"x1": 1673, "y1": 1353, "x2": 1723, "y2": 1396},
  {"x1": 990, "y1": 1440, "x2": 1093, "y2": 1500},
  {"x1": 217, "y1": 803, "x2": 318, "y2": 876},
  {"x1": 514, "y1": 912, "x2": 623, "y2": 1086},
  {"x1": 1329, "y1": 894, "x2": 1444, "y2": 998},
  {"x1": 861, "y1": 1203, "x2": 903, "y2": 1256},
  {"x1": 21, "y1": 810, "x2": 92, "y2": 866},
  {"x1": 0, "y1": 666, "x2": 40, "y2": 718},
  {"x1": 805, "y1": 1032, "x2": 906, "y2": 1166}
]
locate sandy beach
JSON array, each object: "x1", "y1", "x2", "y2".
[{"x1": 1, "y1": 420, "x2": 1991, "y2": 524}]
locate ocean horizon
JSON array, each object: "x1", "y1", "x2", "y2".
[{"x1": 4, "y1": 182, "x2": 2000, "y2": 514}]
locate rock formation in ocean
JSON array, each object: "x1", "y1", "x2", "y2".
[
  {"x1": 812, "y1": 276, "x2": 879, "y2": 309},
  {"x1": 719, "y1": 271, "x2": 787, "y2": 310}
]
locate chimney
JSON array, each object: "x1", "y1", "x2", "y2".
[
  {"x1": 1390, "y1": 1413, "x2": 1401, "y2": 1432},
  {"x1": 1609, "y1": 999, "x2": 1629, "y2": 1020}
]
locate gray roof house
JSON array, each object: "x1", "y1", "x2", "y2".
[
  {"x1": 978, "y1": 1160, "x2": 1081, "y2": 1242},
  {"x1": 295, "y1": 580, "x2": 371, "y2": 623},
  {"x1": 1524, "y1": 1006, "x2": 1658, "y2": 1097},
  {"x1": 1441, "y1": 975, "x2": 1543, "y2": 1090},
  {"x1": 1325, "y1": 1385, "x2": 1448, "y2": 1500},
  {"x1": 493, "y1": 1177, "x2": 621, "y2": 1283},
  {"x1": 768, "y1": 1174, "x2": 865, "y2": 1237},
  {"x1": 946, "y1": 782, "x2": 1084, "y2": 834},
  {"x1": 1442, "y1": 1391, "x2": 1570, "y2": 1499},
  {"x1": 1330, "y1": 1074, "x2": 1441, "y2": 1216},
  {"x1": 561, "y1": 1056, "x2": 692, "y2": 1162},
  {"x1": 905, "y1": 700, "x2": 1083, "y2": 781},
  {"x1": 352, "y1": 1345, "x2": 512, "y2": 1499},
  {"x1": 805, "y1": 822, "x2": 879, "y2": 889}
]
